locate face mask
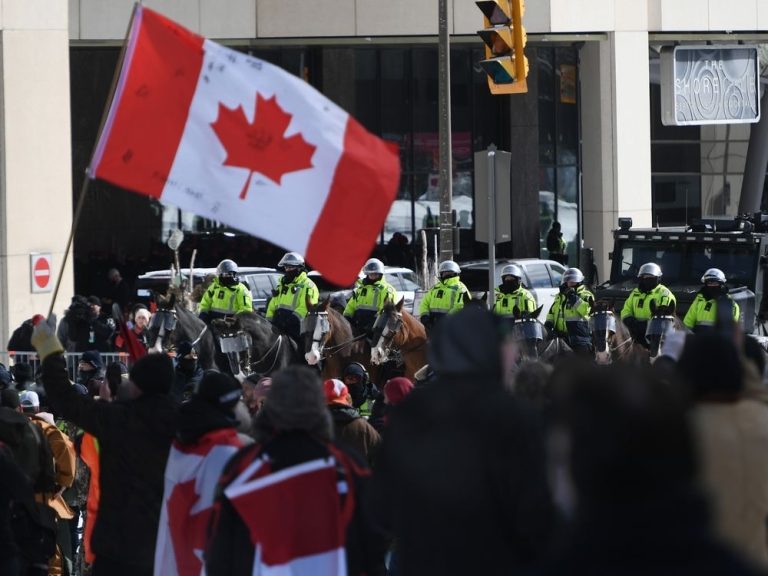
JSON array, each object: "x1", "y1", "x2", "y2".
[
  {"x1": 283, "y1": 270, "x2": 299, "y2": 283},
  {"x1": 220, "y1": 275, "x2": 237, "y2": 287},
  {"x1": 363, "y1": 276, "x2": 377, "y2": 285},
  {"x1": 638, "y1": 278, "x2": 658, "y2": 293},
  {"x1": 503, "y1": 279, "x2": 520, "y2": 292},
  {"x1": 78, "y1": 370, "x2": 95, "y2": 385},
  {"x1": 702, "y1": 285, "x2": 723, "y2": 300}
]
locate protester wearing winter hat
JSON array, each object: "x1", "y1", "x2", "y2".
[
  {"x1": 206, "y1": 366, "x2": 388, "y2": 576},
  {"x1": 324, "y1": 378, "x2": 381, "y2": 466},
  {"x1": 172, "y1": 340, "x2": 203, "y2": 402},
  {"x1": 31, "y1": 313, "x2": 178, "y2": 576},
  {"x1": 154, "y1": 370, "x2": 251, "y2": 576}
]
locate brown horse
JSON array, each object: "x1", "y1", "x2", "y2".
[
  {"x1": 370, "y1": 299, "x2": 428, "y2": 380},
  {"x1": 302, "y1": 298, "x2": 360, "y2": 380}
]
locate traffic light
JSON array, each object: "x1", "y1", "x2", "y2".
[{"x1": 476, "y1": 0, "x2": 528, "y2": 94}]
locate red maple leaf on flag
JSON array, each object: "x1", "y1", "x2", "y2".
[
  {"x1": 167, "y1": 478, "x2": 210, "y2": 576},
  {"x1": 211, "y1": 93, "x2": 317, "y2": 200}
]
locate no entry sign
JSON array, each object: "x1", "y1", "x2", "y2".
[{"x1": 31, "y1": 253, "x2": 52, "y2": 293}]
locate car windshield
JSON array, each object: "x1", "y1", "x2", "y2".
[
  {"x1": 614, "y1": 241, "x2": 759, "y2": 288},
  {"x1": 385, "y1": 272, "x2": 419, "y2": 291}
]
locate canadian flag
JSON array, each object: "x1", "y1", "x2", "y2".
[
  {"x1": 154, "y1": 428, "x2": 245, "y2": 576},
  {"x1": 89, "y1": 6, "x2": 401, "y2": 286},
  {"x1": 223, "y1": 455, "x2": 354, "y2": 576}
]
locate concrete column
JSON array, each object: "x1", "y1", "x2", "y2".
[
  {"x1": 0, "y1": 1, "x2": 74, "y2": 352},
  {"x1": 581, "y1": 31, "x2": 652, "y2": 283}
]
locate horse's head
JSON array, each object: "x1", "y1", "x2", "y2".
[
  {"x1": 146, "y1": 293, "x2": 178, "y2": 353},
  {"x1": 371, "y1": 298, "x2": 404, "y2": 365},
  {"x1": 303, "y1": 297, "x2": 331, "y2": 366},
  {"x1": 510, "y1": 305, "x2": 544, "y2": 360},
  {"x1": 462, "y1": 291, "x2": 488, "y2": 308},
  {"x1": 590, "y1": 301, "x2": 617, "y2": 364}
]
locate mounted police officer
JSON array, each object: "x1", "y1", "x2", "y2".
[
  {"x1": 492, "y1": 264, "x2": 537, "y2": 319},
  {"x1": 544, "y1": 267, "x2": 594, "y2": 353},
  {"x1": 266, "y1": 252, "x2": 319, "y2": 344},
  {"x1": 344, "y1": 258, "x2": 398, "y2": 336},
  {"x1": 683, "y1": 268, "x2": 740, "y2": 334},
  {"x1": 198, "y1": 259, "x2": 253, "y2": 323},
  {"x1": 621, "y1": 262, "x2": 676, "y2": 344},
  {"x1": 419, "y1": 260, "x2": 469, "y2": 331}
]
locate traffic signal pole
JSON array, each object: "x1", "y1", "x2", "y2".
[{"x1": 438, "y1": 0, "x2": 453, "y2": 263}]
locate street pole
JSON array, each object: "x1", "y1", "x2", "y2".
[
  {"x1": 438, "y1": 0, "x2": 453, "y2": 263},
  {"x1": 487, "y1": 146, "x2": 497, "y2": 310}
]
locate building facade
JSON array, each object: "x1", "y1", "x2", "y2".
[{"x1": 0, "y1": 0, "x2": 766, "y2": 348}]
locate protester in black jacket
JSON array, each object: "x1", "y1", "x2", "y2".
[
  {"x1": 373, "y1": 306, "x2": 555, "y2": 576},
  {"x1": 31, "y1": 315, "x2": 177, "y2": 576}
]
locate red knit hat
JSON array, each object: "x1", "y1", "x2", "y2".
[
  {"x1": 384, "y1": 377, "x2": 414, "y2": 406},
  {"x1": 323, "y1": 378, "x2": 351, "y2": 405}
]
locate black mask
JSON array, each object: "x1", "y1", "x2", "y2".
[
  {"x1": 502, "y1": 279, "x2": 520, "y2": 293},
  {"x1": 283, "y1": 270, "x2": 299, "y2": 283},
  {"x1": 363, "y1": 276, "x2": 377, "y2": 285},
  {"x1": 638, "y1": 278, "x2": 658, "y2": 293},
  {"x1": 220, "y1": 275, "x2": 237, "y2": 288},
  {"x1": 701, "y1": 285, "x2": 724, "y2": 300}
]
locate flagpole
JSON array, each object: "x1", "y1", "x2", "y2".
[
  {"x1": 46, "y1": 3, "x2": 141, "y2": 318},
  {"x1": 47, "y1": 176, "x2": 91, "y2": 317}
]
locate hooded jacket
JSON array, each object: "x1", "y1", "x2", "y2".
[
  {"x1": 328, "y1": 403, "x2": 381, "y2": 466},
  {"x1": 373, "y1": 307, "x2": 554, "y2": 576}
]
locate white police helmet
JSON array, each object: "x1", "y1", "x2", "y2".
[
  {"x1": 501, "y1": 264, "x2": 524, "y2": 279},
  {"x1": 362, "y1": 258, "x2": 385, "y2": 275},
  {"x1": 563, "y1": 267, "x2": 585, "y2": 284},
  {"x1": 637, "y1": 262, "x2": 662, "y2": 278},
  {"x1": 216, "y1": 259, "x2": 238, "y2": 276},
  {"x1": 438, "y1": 260, "x2": 461, "y2": 275},
  {"x1": 278, "y1": 252, "x2": 305, "y2": 268},
  {"x1": 701, "y1": 268, "x2": 726, "y2": 284}
]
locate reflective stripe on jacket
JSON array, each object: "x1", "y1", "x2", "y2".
[
  {"x1": 492, "y1": 287, "x2": 536, "y2": 318},
  {"x1": 683, "y1": 292, "x2": 740, "y2": 330},
  {"x1": 266, "y1": 272, "x2": 319, "y2": 320},
  {"x1": 620, "y1": 284, "x2": 676, "y2": 321},
  {"x1": 199, "y1": 278, "x2": 253, "y2": 316},
  {"x1": 419, "y1": 277, "x2": 468, "y2": 316}
]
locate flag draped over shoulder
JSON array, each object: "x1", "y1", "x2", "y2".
[
  {"x1": 89, "y1": 5, "x2": 401, "y2": 286},
  {"x1": 154, "y1": 428, "x2": 244, "y2": 576}
]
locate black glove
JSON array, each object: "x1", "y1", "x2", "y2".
[
  {"x1": 565, "y1": 290, "x2": 579, "y2": 307},
  {"x1": 559, "y1": 284, "x2": 569, "y2": 295},
  {"x1": 420, "y1": 314, "x2": 432, "y2": 329}
]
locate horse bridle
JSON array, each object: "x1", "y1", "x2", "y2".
[
  {"x1": 305, "y1": 311, "x2": 331, "y2": 357},
  {"x1": 373, "y1": 311, "x2": 404, "y2": 362}
]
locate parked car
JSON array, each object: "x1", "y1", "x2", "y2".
[
  {"x1": 458, "y1": 258, "x2": 567, "y2": 319},
  {"x1": 307, "y1": 266, "x2": 423, "y2": 314},
  {"x1": 135, "y1": 267, "x2": 281, "y2": 313}
]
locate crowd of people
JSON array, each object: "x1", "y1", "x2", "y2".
[
  {"x1": 0, "y1": 248, "x2": 766, "y2": 576},
  {"x1": 0, "y1": 301, "x2": 766, "y2": 575}
]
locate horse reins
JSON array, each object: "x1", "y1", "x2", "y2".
[{"x1": 248, "y1": 334, "x2": 285, "y2": 375}]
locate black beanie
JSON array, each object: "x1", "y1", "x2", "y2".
[
  {"x1": 129, "y1": 354, "x2": 174, "y2": 395},
  {"x1": 677, "y1": 333, "x2": 743, "y2": 399},
  {"x1": 196, "y1": 370, "x2": 241, "y2": 411}
]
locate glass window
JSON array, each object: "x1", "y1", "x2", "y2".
[
  {"x1": 526, "y1": 263, "x2": 552, "y2": 288},
  {"x1": 548, "y1": 263, "x2": 565, "y2": 286}
]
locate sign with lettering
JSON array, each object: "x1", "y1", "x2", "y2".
[{"x1": 660, "y1": 46, "x2": 760, "y2": 126}]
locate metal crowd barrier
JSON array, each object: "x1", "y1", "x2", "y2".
[{"x1": 0, "y1": 351, "x2": 134, "y2": 382}]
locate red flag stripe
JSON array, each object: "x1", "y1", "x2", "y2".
[
  {"x1": 89, "y1": 7, "x2": 205, "y2": 198},
  {"x1": 306, "y1": 117, "x2": 401, "y2": 286}
]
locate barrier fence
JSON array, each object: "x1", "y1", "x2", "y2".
[{"x1": 0, "y1": 351, "x2": 135, "y2": 382}]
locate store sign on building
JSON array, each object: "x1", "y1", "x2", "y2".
[{"x1": 660, "y1": 46, "x2": 759, "y2": 126}]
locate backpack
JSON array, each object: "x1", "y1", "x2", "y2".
[
  {"x1": 27, "y1": 421, "x2": 58, "y2": 494},
  {"x1": 0, "y1": 407, "x2": 42, "y2": 485},
  {"x1": 10, "y1": 498, "x2": 58, "y2": 566}
]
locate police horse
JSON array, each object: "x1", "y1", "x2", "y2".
[
  {"x1": 302, "y1": 297, "x2": 360, "y2": 380},
  {"x1": 370, "y1": 299, "x2": 428, "y2": 381}
]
